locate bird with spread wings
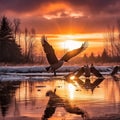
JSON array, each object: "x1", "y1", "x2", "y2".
[{"x1": 41, "y1": 35, "x2": 88, "y2": 75}]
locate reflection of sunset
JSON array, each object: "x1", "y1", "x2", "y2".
[
  {"x1": 68, "y1": 83, "x2": 75, "y2": 100},
  {"x1": 3, "y1": 78, "x2": 119, "y2": 119},
  {"x1": 70, "y1": 75, "x2": 75, "y2": 80}
]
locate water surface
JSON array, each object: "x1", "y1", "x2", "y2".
[{"x1": 0, "y1": 76, "x2": 120, "y2": 120}]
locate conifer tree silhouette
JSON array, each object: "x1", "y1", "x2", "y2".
[{"x1": 0, "y1": 16, "x2": 23, "y2": 63}]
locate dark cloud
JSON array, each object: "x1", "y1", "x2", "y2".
[
  {"x1": 0, "y1": 0, "x2": 119, "y2": 14},
  {"x1": 0, "y1": 0, "x2": 120, "y2": 33},
  {"x1": 64, "y1": 0, "x2": 120, "y2": 14},
  {"x1": 20, "y1": 14, "x2": 118, "y2": 34},
  {"x1": 0, "y1": 0, "x2": 119, "y2": 18},
  {"x1": 0, "y1": 0, "x2": 58, "y2": 13}
]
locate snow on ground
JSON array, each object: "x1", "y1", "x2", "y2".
[
  {"x1": 0, "y1": 65, "x2": 117, "y2": 73},
  {"x1": 0, "y1": 65, "x2": 119, "y2": 81},
  {"x1": 0, "y1": 73, "x2": 66, "y2": 81},
  {"x1": 0, "y1": 66, "x2": 46, "y2": 73},
  {"x1": 0, "y1": 74, "x2": 28, "y2": 81}
]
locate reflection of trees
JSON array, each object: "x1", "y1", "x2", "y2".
[
  {"x1": 105, "y1": 77, "x2": 120, "y2": 113},
  {"x1": 106, "y1": 78, "x2": 120, "y2": 102},
  {"x1": 42, "y1": 90, "x2": 89, "y2": 120},
  {"x1": 0, "y1": 81, "x2": 21, "y2": 118}
]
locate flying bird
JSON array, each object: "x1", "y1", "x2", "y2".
[{"x1": 41, "y1": 35, "x2": 88, "y2": 75}]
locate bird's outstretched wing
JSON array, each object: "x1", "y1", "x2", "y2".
[
  {"x1": 41, "y1": 35, "x2": 58, "y2": 65},
  {"x1": 60, "y1": 42, "x2": 88, "y2": 62}
]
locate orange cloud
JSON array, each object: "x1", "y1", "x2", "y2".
[{"x1": 0, "y1": 0, "x2": 120, "y2": 34}]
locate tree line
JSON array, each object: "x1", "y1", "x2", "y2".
[
  {"x1": 81, "y1": 48, "x2": 120, "y2": 64},
  {"x1": 0, "y1": 16, "x2": 23, "y2": 63},
  {"x1": 0, "y1": 16, "x2": 40, "y2": 64},
  {"x1": 0, "y1": 16, "x2": 120, "y2": 64}
]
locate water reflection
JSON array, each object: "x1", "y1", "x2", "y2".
[
  {"x1": 42, "y1": 90, "x2": 88, "y2": 120},
  {"x1": 0, "y1": 81, "x2": 21, "y2": 118},
  {"x1": 0, "y1": 76, "x2": 120, "y2": 120},
  {"x1": 68, "y1": 84, "x2": 76, "y2": 100},
  {"x1": 75, "y1": 78, "x2": 104, "y2": 93},
  {"x1": 112, "y1": 75, "x2": 120, "y2": 81}
]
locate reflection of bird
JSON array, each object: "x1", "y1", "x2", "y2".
[
  {"x1": 112, "y1": 75, "x2": 120, "y2": 81},
  {"x1": 84, "y1": 65, "x2": 90, "y2": 77},
  {"x1": 90, "y1": 64, "x2": 103, "y2": 78},
  {"x1": 72, "y1": 78, "x2": 104, "y2": 93},
  {"x1": 41, "y1": 35, "x2": 88, "y2": 75},
  {"x1": 90, "y1": 78, "x2": 104, "y2": 93},
  {"x1": 75, "y1": 67, "x2": 84, "y2": 77},
  {"x1": 42, "y1": 90, "x2": 89, "y2": 120},
  {"x1": 111, "y1": 66, "x2": 119, "y2": 76}
]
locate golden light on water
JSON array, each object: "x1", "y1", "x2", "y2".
[
  {"x1": 11, "y1": 78, "x2": 120, "y2": 120},
  {"x1": 68, "y1": 83, "x2": 76, "y2": 100},
  {"x1": 70, "y1": 75, "x2": 75, "y2": 80}
]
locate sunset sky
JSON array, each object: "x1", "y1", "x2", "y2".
[{"x1": 0, "y1": 0, "x2": 120, "y2": 55}]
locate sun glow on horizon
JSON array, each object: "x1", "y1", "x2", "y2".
[{"x1": 61, "y1": 40, "x2": 82, "y2": 51}]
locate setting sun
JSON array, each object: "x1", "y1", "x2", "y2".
[{"x1": 61, "y1": 40, "x2": 82, "y2": 51}]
